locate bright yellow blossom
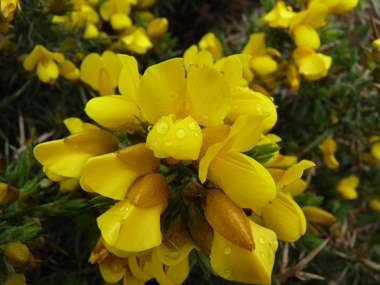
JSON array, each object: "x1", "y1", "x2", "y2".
[
  {"x1": 319, "y1": 138, "x2": 339, "y2": 169},
  {"x1": 292, "y1": 46, "x2": 332, "y2": 81},
  {"x1": 23, "y1": 45, "x2": 65, "y2": 83},
  {"x1": 99, "y1": 0, "x2": 132, "y2": 30},
  {"x1": 183, "y1": 45, "x2": 214, "y2": 68},
  {"x1": 0, "y1": 0, "x2": 21, "y2": 34},
  {"x1": 289, "y1": 1, "x2": 328, "y2": 49},
  {"x1": 369, "y1": 135, "x2": 380, "y2": 160},
  {"x1": 198, "y1": 115, "x2": 276, "y2": 214},
  {"x1": 286, "y1": 62, "x2": 301, "y2": 91},
  {"x1": 331, "y1": 0, "x2": 359, "y2": 15},
  {"x1": 334, "y1": 175, "x2": 360, "y2": 200},
  {"x1": 369, "y1": 199, "x2": 380, "y2": 214},
  {"x1": 242, "y1": 33, "x2": 281, "y2": 77},
  {"x1": 122, "y1": 26, "x2": 153, "y2": 54},
  {"x1": 136, "y1": 0, "x2": 155, "y2": 8},
  {"x1": 71, "y1": 1, "x2": 99, "y2": 28},
  {"x1": 263, "y1": 1, "x2": 294, "y2": 28},
  {"x1": 137, "y1": 58, "x2": 231, "y2": 160},
  {"x1": 80, "y1": 50, "x2": 122, "y2": 96},
  {"x1": 59, "y1": 60, "x2": 80, "y2": 82},
  {"x1": 198, "y1": 32, "x2": 223, "y2": 61},
  {"x1": 301, "y1": 206, "x2": 336, "y2": 225}
]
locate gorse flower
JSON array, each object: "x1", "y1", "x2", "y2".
[
  {"x1": 335, "y1": 175, "x2": 360, "y2": 200},
  {"x1": 263, "y1": 1, "x2": 294, "y2": 28},
  {"x1": 319, "y1": 138, "x2": 340, "y2": 169}
]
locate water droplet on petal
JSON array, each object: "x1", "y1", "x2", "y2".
[
  {"x1": 147, "y1": 126, "x2": 153, "y2": 131},
  {"x1": 154, "y1": 141, "x2": 158, "y2": 146},
  {"x1": 157, "y1": 122, "x2": 169, "y2": 134},
  {"x1": 166, "y1": 140, "x2": 173, "y2": 146},
  {"x1": 268, "y1": 248, "x2": 274, "y2": 262},
  {"x1": 169, "y1": 251, "x2": 180, "y2": 260},
  {"x1": 259, "y1": 237, "x2": 265, "y2": 244},
  {"x1": 188, "y1": 121, "x2": 198, "y2": 130},
  {"x1": 223, "y1": 269, "x2": 231, "y2": 278},
  {"x1": 195, "y1": 131, "x2": 201, "y2": 137},
  {"x1": 181, "y1": 98, "x2": 191, "y2": 110},
  {"x1": 110, "y1": 259, "x2": 124, "y2": 273},
  {"x1": 169, "y1": 92, "x2": 178, "y2": 99},
  {"x1": 176, "y1": 129, "x2": 186, "y2": 139},
  {"x1": 272, "y1": 240, "x2": 278, "y2": 249},
  {"x1": 260, "y1": 252, "x2": 266, "y2": 260},
  {"x1": 233, "y1": 103, "x2": 238, "y2": 109},
  {"x1": 223, "y1": 246, "x2": 231, "y2": 255}
]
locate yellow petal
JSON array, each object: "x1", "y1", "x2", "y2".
[
  {"x1": 59, "y1": 178, "x2": 80, "y2": 193},
  {"x1": 99, "y1": 255, "x2": 125, "y2": 283},
  {"x1": 146, "y1": 115, "x2": 203, "y2": 160},
  {"x1": 286, "y1": 179, "x2": 308, "y2": 196},
  {"x1": 137, "y1": 58, "x2": 186, "y2": 124},
  {"x1": 250, "y1": 55, "x2": 278, "y2": 76},
  {"x1": 293, "y1": 24, "x2": 320, "y2": 49},
  {"x1": 209, "y1": 152, "x2": 276, "y2": 215},
  {"x1": 85, "y1": 95, "x2": 139, "y2": 129},
  {"x1": 261, "y1": 191, "x2": 306, "y2": 242},
  {"x1": 334, "y1": 175, "x2": 359, "y2": 200},
  {"x1": 97, "y1": 200, "x2": 166, "y2": 251},
  {"x1": 213, "y1": 55, "x2": 243, "y2": 94},
  {"x1": 80, "y1": 53, "x2": 102, "y2": 90},
  {"x1": 210, "y1": 220, "x2": 277, "y2": 284},
  {"x1": 198, "y1": 32, "x2": 223, "y2": 61},
  {"x1": 37, "y1": 59, "x2": 59, "y2": 83},
  {"x1": 59, "y1": 60, "x2": 80, "y2": 81},
  {"x1": 242, "y1": 33, "x2": 266, "y2": 57},
  {"x1": 301, "y1": 206, "x2": 336, "y2": 225},
  {"x1": 23, "y1": 45, "x2": 64, "y2": 71},
  {"x1": 103, "y1": 50, "x2": 122, "y2": 88},
  {"x1": 332, "y1": 0, "x2": 359, "y2": 15},
  {"x1": 147, "y1": 17, "x2": 168, "y2": 38},
  {"x1": 63, "y1": 117, "x2": 99, "y2": 134},
  {"x1": 110, "y1": 13, "x2": 132, "y2": 30},
  {"x1": 118, "y1": 54, "x2": 140, "y2": 102},
  {"x1": 369, "y1": 199, "x2": 380, "y2": 214},
  {"x1": 129, "y1": 254, "x2": 154, "y2": 281},
  {"x1": 34, "y1": 140, "x2": 94, "y2": 178},
  {"x1": 275, "y1": 163, "x2": 304, "y2": 191},
  {"x1": 83, "y1": 22, "x2": 99, "y2": 39}
]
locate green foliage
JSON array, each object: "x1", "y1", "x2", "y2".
[{"x1": 244, "y1": 143, "x2": 281, "y2": 164}]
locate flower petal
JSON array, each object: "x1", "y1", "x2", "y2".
[{"x1": 118, "y1": 54, "x2": 140, "y2": 102}]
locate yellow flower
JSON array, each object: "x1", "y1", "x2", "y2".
[
  {"x1": 4, "y1": 241, "x2": 36, "y2": 270},
  {"x1": 334, "y1": 175, "x2": 360, "y2": 200},
  {"x1": 122, "y1": 26, "x2": 153, "y2": 54},
  {"x1": 198, "y1": 115, "x2": 276, "y2": 215},
  {"x1": 51, "y1": 15, "x2": 71, "y2": 31},
  {"x1": 183, "y1": 45, "x2": 214, "y2": 68},
  {"x1": 261, "y1": 190, "x2": 306, "y2": 242},
  {"x1": 147, "y1": 17, "x2": 168, "y2": 38},
  {"x1": 319, "y1": 138, "x2": 339, "y2": 169},
  {"x1": 374, "y1": 39, "x2": 380, "y2": 53},
  {"x1": 242, "y1": 33, "x2": 281, "y2": 77},
  {"x1": 97, "y1": 173, "x2": 168, "y2": 252},
  {"x1": 80, "y1": 50, "x2": 122, "y2": 96},
  {"x1": 0, "y1": 0, "x2": 21, "y2": 22},
  {"x1": 331, "y1": 0, "x2": 359, "y2": 15},
  {"x1": 136, "y1": 0, "x2": 156, "y2": 9},
  {"x1": 292, "y1": 46, "x2": 332, "y2": 81},
  {"x1": 369, "y1": 135, "x2": 380, "y2": 160},
  {"x1": 369, "y1": 199, "x2": 380, "y2": 214},
  {"x1": 301, "y1": 206, "x2": 336, "y2": 225},
  {"x1": 263, "y1": 1, "x2": 294, "y2": 28},
  {"x1": 80, "y1": 143, "x2": 160, "y2": 200},
  {"x1": 198, "y1": 32, "x2": 223, "y2": 61},
  {"x1": 265, "y1": 153, "x2": 298, "y2": 169},
  {"x1": 289, "y1": 1, "x2": 328, "y2": 49},
  {"x1": 204, "y1": 190, "x2": 277, "y2": 284},
  {"x1": 23, "y1": 45, "x2": 65, "y2": 83},
  {"x1": 137, "y1": 58, "x2": 231, "y2": 160},
  {"x1": 225, "y1": 87, "x2": 277, "y2": 133},
  {"x1": 83, "y1": 22, "x2": 100, "y2": 39},
  {"x1": 34, "y1": 121, "x2": 119, "y2": 182},
  {"x1": 59, "y1": 60, "x2": 80, "y2": 82},
  {"x1": 71, "y1": 1, "x2": 99, "y2": 28},
  {"x1": 0, "y1": 182, "x2": 19, "y2": 205},
  {"x1": 100, "y1": 0, "x2": 132, "y2": 30}
]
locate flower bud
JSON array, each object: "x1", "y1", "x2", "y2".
[
  {"x1": 17, "y1": 192, "x2": 38, "y2": 209},
  {"x1": 204, "y1": 190, "x2": 254, "y2": 251},
  {"x1": 0, "y1": 182, "x2": 19, "y2": 205},
  {"x1": 301, "y1": 206, "x2": 336, "y2": 225},
  {"x1": 147, "y1": 18, "x2": 168, "y2": 38},
  {"x1": 3, "y1": 273, "x2": 27, "y2": 285},
  {"x1": 188, "y1": 216, "x2": 214, "y2": 257},
  {"x1": 4, "y1": 241, "x2": 36, "y2": 270},
  {"x1": 181, "y1": 181, "x2": 206, "y2": 205},
  {"x1": 334, "y1": 175, "x2": 359, "y2": 200},
  {"x1": 369, "y1": 199, "x2": 380, "y2": 214}
]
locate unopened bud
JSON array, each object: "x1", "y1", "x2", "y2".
[
  {"x1": 301, "y1": 206, "x2": 336, "y2": 225},
  {"x1": 188, "y1": 216, "x2": 213, "y2": 257},
  {"x1": 4, "y1": 241, "x2": 36, "y2": 270},
  {"x1": 17, "y1": 192, "x2": 38, "y2": 209},
  {"x1": 147, "y1": 18, "x2": 168, "y2": 38},
  {"x1": 204, "y1": 190, "x2": 254, "y2": 251},
  {"x1": 0, "y1": 183, "x2": 19, "y2": 206},
  {"x1": 181, "y1": 181, "x2": 206, "y2": 205}
]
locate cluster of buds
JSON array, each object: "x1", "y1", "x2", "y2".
[{"x1": 31, "y1": 37, "x2": 338, "y2": 283}]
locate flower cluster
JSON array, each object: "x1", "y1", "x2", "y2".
[{"x1": 33, "y1": 46, "x2": 322, "y2": 283}]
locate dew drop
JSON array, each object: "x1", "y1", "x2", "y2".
[
  {"x1": 188, "y1": 121, "x2": 198, "y2": 130},
  {"x1": 181, "y1": 98, "x2": 191, "y2": 110},
  {"x1": 195, "y1": 131, "x2": 201, "y2": 137},
  {"x1": 233, "y1": 103, "x2": 238, "y2": 109},
  {"x1": 166, "y1": 140, "x2": 173, "y2": 146},
  {"x1": 110, "y1": 259, "x2": 124, "y2": 273},
  {"x1": 147, "y1": 125, "x2": 153, "y2": 131},
  {"x1": 268, "y1": 248, "x2": 274, "y2": 262},
  {"x1": 259, "y1": 237, "x2": 265, "y2": 244},
  {"x1": 260, "y1": 252, "x2": 266, "y2": 260},
  {"x1": 272, "y1": 240, "x2": 278, "y2": 249},
  {"x1": 157, "y1": 122, "x2": 169, "y2": 134},
  {"x1": 223, "y1": 246, "x2": 231, "y2": 255},
  {"x1": 169, "y1": 91, "x2": 178, "y2": 99},
  {"x1": 223, "y1": 269, "x2": 231, "y2": 278},
  {"x1": 154, "y1": 141, "x2": 158, "y2": 147},
  {"x1": 169, "y1": 251, "x2": 181, "y2": 260},
  {"x1": 176, "y1": 129, "x2": 186, "y2": 139}
]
